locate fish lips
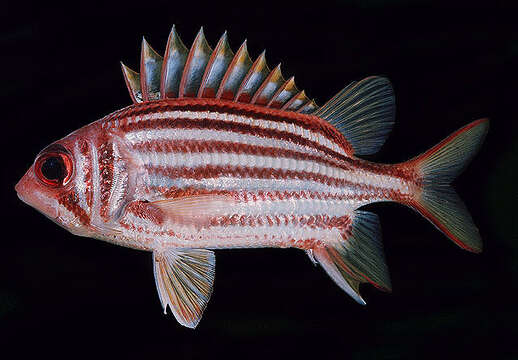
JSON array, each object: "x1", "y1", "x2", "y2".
[{"x1": 15, "y1": 167, "x2": 59, "y2": 220}]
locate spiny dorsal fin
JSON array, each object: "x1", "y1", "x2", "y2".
[
  {"x1": 235, "y1": 51, "x2": 269, "y2": 103},
  {"x1": 161, "y1": 25, "x2": 188, "y2": 99},
  {"x1": 179, "y1": 27, "x2": 213, "y2": 98},
  {"x1": 198, "y1": 31, "x2": 234, "y2": 98},
  {"x1": 121, "y1": 62, "x2": 142, "y2": 102},
  {"x1": 268, "y1": 76, "x2": 298, "y2": 109},
  {"x1": 251, "y1": 63, "x2": 284, "y2": 105},
  {"x1": 121, "y1": 26, "x2": 318, "y2": 113},
  {"x1": 140, "y1": 38, "x2": 163, "y2": 101},
  {"x1": 217, "y1": 40, "x2": 252, "y2": 100}
]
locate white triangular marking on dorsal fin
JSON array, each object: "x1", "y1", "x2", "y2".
[{"x1": 153, "y1": 248, "x2": 215, "y2": 328}]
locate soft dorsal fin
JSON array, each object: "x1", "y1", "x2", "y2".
[
  {"x1": 121, "y1": 26, "x2": 318, "y2": 113},
  {"x1": 313, "y1": 76, "x2": 395, "y2": 155}
]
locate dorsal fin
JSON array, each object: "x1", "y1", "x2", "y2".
[
  {"x1": 121, "y1": 26, "x2": 319, "y2": 113},
  {"x1": 313, "y1": 76, "x2": 395, "y2": 155},
  {"x1": 216, "y1": 40, "x2": 252, "y2": 100},
  {"x1": 251, "y1": 63, "x2": 284, "y2": 105},
  {"x1": 235, "y1": 51, "x2": 269, "y2": 103},
  {"x1": 198, "y1": 32, "x2": 234, "y2": 98},
  {"x1": 179, "y1": 27, "x2": 213, "y2": 98},
  {"x1": 140, "y1": 38, "x2": 163, "y2": 101},
  {"x1": 268, "y1": 76, "x2": 298, "y2": 109},
  {"x1": 161, "y1": 25, "x2": 188, "y2": 99}
]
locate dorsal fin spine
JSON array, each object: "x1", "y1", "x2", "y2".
[
  {"x1": 160, "y1": 25, "x2": 188, "y2": 99},
  {"x1": 216, "y1": 40, "x2": 252, "y2": 100},
  {"x1": 123, "y1": 26, "x2": 318, "y2": 113},
  {"x1": 178, "y1": 27, "x2": 212, "y2": 98},
  {"x1": 251, "y1": 63, "x2": 283, "y2": 105},
  {"x1": 121, "y1": 62, "x2": 142, "y2": 103},
  {"x1": 198, "y1": 31, "x2": 233, "y2": 98},
  {"x1": 267, "y1": 76, "x2": 297, "y2": 108},
  {"x1": 140, "y1": 38, "x2": 163, "y2": 101},
  {"x1": 234, "y1": 50, "x2": 269, "y2": 103}
]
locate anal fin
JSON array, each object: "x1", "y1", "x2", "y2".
[
  {"x1": 312, "y1": 210, "x2": 391, "y2": 304},
  {"x1": 153, "y1": 248, "x2": 215, "y2": 329}
]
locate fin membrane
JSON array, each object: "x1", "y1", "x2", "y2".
[
  {"x1": 121, "y1": 26, "x2": 317, "y2": 112},
  {"x1": 313, "y1": 76, "x2": 395, "y2": 156},
  {"x1": 313, "y1": 210, "x2": 391, "y2": 304},
  {"x1": 153, "y1": 248, "x2": 215, "y2": 329},
  {"x1": 409, "y1": 118, "x2": 489, "y2": 253}
]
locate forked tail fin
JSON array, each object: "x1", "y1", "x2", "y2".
[{"x1": 407, "y1": 118, "x2": 489, "y2": 253}]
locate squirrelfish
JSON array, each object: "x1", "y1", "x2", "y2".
[{"x1": 15, "y1": 26, "x2": 488, "y2": 328}]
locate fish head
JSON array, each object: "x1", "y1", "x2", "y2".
[{"x1": 15, "y1": 132, "x2": 95, "y2": 237}]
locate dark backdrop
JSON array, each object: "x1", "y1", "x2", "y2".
[{"x1": 2, "y1": 1, "x2": 517, "y2": 359}]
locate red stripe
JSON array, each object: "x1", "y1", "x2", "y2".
[
  {"x1": 146, "y1": 164, "x2": 407, "y2": 202},
  {"x1": 109, "y1": 98, "x2": 354, "y2": 155},
  {"x1": 133, "y1": 139, "x2": 354, "y2": 172},
  {"x1": 146, "y1": 187, "x2": 389, "y2": 203},
  {"x1": 98, "y1": 138, "x2": 114, "y2": 221},
  {"x1": 58, "y1": 191, "x2": 90, "y2": 226},
  {"x1": 122, "y1": 116, "x2": 351, "y2": 163}
]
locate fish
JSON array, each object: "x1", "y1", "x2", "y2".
[{"x1": 15, "y1": 26, "x2": 489, "y2": 329}]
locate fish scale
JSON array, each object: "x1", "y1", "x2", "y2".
[{"x1": 16, "y1": 26, "x2": 488, "y2": 329}]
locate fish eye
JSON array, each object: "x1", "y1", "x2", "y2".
[{"x1": 35, "y1": 147, "x2": 73, "y2": 187}]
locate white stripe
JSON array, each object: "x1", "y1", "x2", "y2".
[
  {"x1": 140, "y1": 151, "x2": 408, "y2": 192},
  {"x1": 148, "y1": 175, "x2": 363, "y2": 201},
  {"x1": 126, "y1": 110, "x2": 348, "y2": 156},
  {"x1": 74, "y1": 142, "x2": 90, "y2": 212},
  {"x1": 126, "y1": 127, "x2": 325, "y2": 158},
  {"x1": 165, "y1": 223, "x2": 341, "y2": 249},
  {"x1": 90, "y1": 141, "x2": 101, "y2": 223}
]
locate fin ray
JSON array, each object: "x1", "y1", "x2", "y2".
[
  {"x1": 153, "y1": 248, "x2": 215, "y2": 328},
  {"x1": 122, "y1": 26, "x2": 319, "y2": 112},
  {"x1": 408, "y1": 118, "x2": 489, "y2": 252},
  {"x1": 179, "y1": 27, "x2": 212, "y2": 98},
  {"x1": 313, "y1": 76, "x2": 395, "y2": 155},
  {"x1": 161, "y1": 25, "x2": 189, "y2": 99},
  {"x1": 198, "y1": 32, "x2": 234, "y2": 98},
  {"x1": 140, "y1": 38, "x2": 163, "y2": 101}
]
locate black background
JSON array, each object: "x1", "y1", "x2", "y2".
[{"x1": 2, "y1": 1, "x2": 517, "y2": 359}]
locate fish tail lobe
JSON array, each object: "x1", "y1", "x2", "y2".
[{"x1": 407, "y1": 118, "x2": 489, "y2": 253}]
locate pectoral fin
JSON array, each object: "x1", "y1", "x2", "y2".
[
  {"x1": 153, "y1": 248, "x2": 215, "y2": 329},
  {"x1": 150, "y1": 193, "x2": 235, "y2": 226}
]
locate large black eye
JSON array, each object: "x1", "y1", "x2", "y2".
[
  {"x1": 41, "y1": 156, "x2": 66, "y2": 182},
  {"x1": 35, "y1": 148, "x2": 74, "y2": 187}
]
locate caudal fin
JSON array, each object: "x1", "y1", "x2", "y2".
[{"x1": 408, "y1": 118, "x2": 489, "y2": 253}]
